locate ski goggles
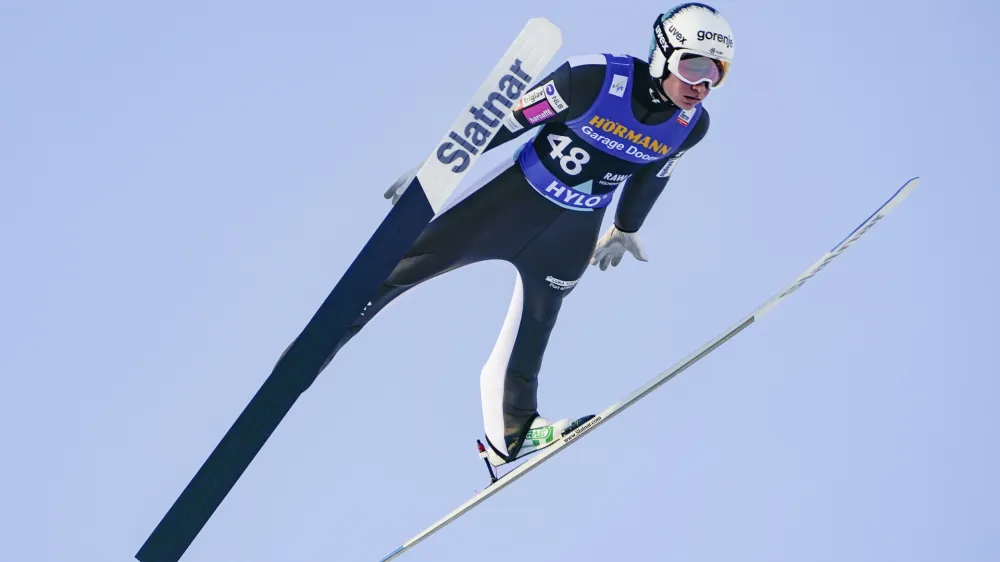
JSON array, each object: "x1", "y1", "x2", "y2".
[{"x1": 667, "y1": 49, "x2": 731, "y2": 89}]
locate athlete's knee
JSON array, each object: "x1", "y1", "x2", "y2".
[
  {"x1": 331, "y1": 324, "x2": 361, "y2": 357},
  {"x1": 522, "y1": 288, "x2": 565, "y2": 331},
  {"x1": 269, "y1": 309, "x2": 370, "y2": 395}
]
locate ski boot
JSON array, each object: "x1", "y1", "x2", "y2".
[{"x1": 476, "y1": 414, "x2": 596, "y2": 481}]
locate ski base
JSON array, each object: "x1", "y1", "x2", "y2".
[
  {"x1": 136, "y1": 17, "x2": 564, "y2": 562},
  {"x1": 377, "y1": 177, "x2": 921, "y2": 562}
]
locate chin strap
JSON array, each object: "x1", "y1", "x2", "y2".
[
  {"x1": 647, "y1": 47, "x2": 674, "y2": 105},
  {"x1": 646, "y1": 80, "x2": 676, "y2": 108},
  {"x1": 650, "y1": 83, "x2": 670, "y2": 103}
]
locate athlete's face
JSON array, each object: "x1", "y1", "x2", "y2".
[{"x1": 661, "y1": 74, "x2": 709, "y2": 110}]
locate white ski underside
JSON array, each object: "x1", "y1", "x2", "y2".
[
  {"x1": 377, "y1": 176, "x2": 919, "y2": 561},
  {"x1": 415, "y1": 17, "x2": 563, "y2": 213}
]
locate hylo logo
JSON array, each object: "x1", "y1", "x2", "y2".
[{"x1": 542, "y1": 181, "x2": 609, "y2": 209}]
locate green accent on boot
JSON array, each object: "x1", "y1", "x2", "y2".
[{"x1": 525, "y1": 426, "x2": 554, "y2": 445}]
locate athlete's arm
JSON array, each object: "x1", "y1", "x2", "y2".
[
  {"x1": 384, "y1": 63, "x2": 589, "y2": 206},
  {"x1": 483, "y1": 57, "x2": 607, "y2": 153},
  {"x1": 481, "y1": 61, "x2": 571, "y2": 152},
  {"x1": 613, "y1": 109, "x2": 711, "y2": 233}
]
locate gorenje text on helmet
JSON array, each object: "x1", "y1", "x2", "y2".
[{"x1": 696, "y1": 29, "x2": 733, "y2": 49}]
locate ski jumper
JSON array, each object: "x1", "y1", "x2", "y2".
[{"x1": 325, "y1": 53, "x2": 711, "y2": 461}]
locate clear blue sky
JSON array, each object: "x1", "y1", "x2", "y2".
[{"x1": 2, "y1": 1, "x2": 997, "y2": 561}]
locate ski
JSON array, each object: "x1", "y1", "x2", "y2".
[
  {"x1": 136, "y1": 18, "x2": 563, "y2": 562},
  {"x1": 378, "y1": 176, "x2": 921, "y2": 562}
]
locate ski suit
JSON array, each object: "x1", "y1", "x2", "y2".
[{"x1": 330, "y1": 53, "x2": 710, "y2": 461}]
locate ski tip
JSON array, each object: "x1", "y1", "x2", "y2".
[
  {"x1": 825, "y1": 175, "x2": 921, "y2": 253},
  {"x1": 891, "y1": 176, "x2": 920, "y2": 195},
  {"x1": 524, "y1": 17, "x2": 562, "y2": 37},
  {"x1": 378, "y1": 546, "x2": 404, "y2": 562},
  {"x1": 882, "y1": 176, "x2": 921, "y2": 211}
]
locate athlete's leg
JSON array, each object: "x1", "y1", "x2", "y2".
[
  {"x1": 280, "y1": 238, "x2": 472, "y2": 387},
  {"x1": 327, "y1": 161, "x2": 545, "y2": 358},
  {"x1": 480, "y1": 207, "x2": 605, "y2": 460},
  {"x1": 281, "y1": 160, "x2": 551, "y2": 386}
]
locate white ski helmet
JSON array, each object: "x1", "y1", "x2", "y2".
[{"x1": 649, "y1": 3, "x2": 735, "y2": 95}]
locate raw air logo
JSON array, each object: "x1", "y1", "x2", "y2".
[
  {"x1": 545, "y1": 276, "x2": 579, "y2": 291},
  {"x1": 600, "y1": 172, "x2": 631, "y2": 186},
  {"x1": 697, "y1": 30, "x2": 733, "y2": 49},
  {"x1": 525, "y1": 427, "x2": 554, "y2": 444},
  {"x1": 609, "y1": 74, "x2": 628, "y2": 97}
]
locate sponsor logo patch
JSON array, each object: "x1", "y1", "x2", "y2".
[
  {"x1": 677, "y1": 107, "x2": 696, "y2": 126},
  {"x1": 609, "y1": 74, "x2": 628, "y2": 97},
  {"x1": 697, "y1": 29, "x2": 733, "y2": 48},
  {"x1": 562, "y1": 415, "x2": 602, "y2": 444},
  {"x1": 656, "y1": 150, "x2": 685, "y2": 178},
  {"x1": 584, "y1": 115, "x2": 671, "y2": 157},
  {"x1": 668, "y1": 24, "x2": 688, "y2": 45},
  {"x1": 545, "y1": 275, "x2": 580, "y2": 291},
  {"x1": 543, "y1": 81, "x2": 568, "y2": 113},
  {"x1": 503, "y1": 114, "x2": 524, "y2": 132},
  {"x1": 523, "y1": 99, "x2": 556, "y2": 124},
  {"x1": 516, "y1": 85, "x2": 547, "y2": 110},
  {"x1": 599, "y1": 172, "x2": 631, "y2": 186},
  {"x1": 525, "y1": 426, "x2": 554, "y2": 444}
]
